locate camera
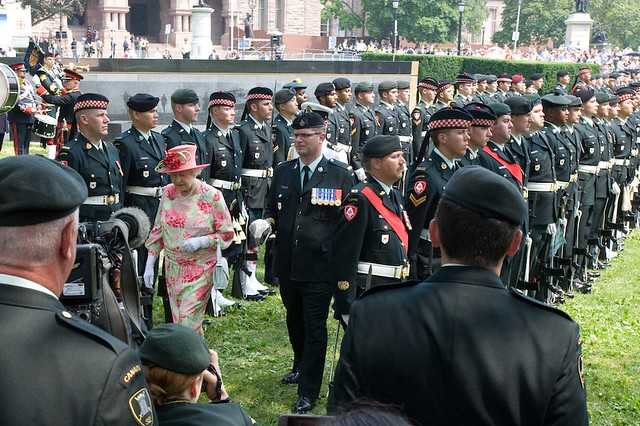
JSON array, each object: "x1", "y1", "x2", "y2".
[{"x1": 61, "y1": 207, "x2": 151, "y2": 345}]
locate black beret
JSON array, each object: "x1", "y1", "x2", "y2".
[
  {"x1": 246, "y1": 86, "x2": 273, "y2": 101},
  {"x1": 463, "y1": 102, "x2": 496, "y2": 126},
  {"x1": 566, "y1": 95, "x2": 582, "y2": 107},
  {"x1": 455, "y1": 73, "x2": 475, "y2": 84},
  {"x1": 396, "y1": 80, "x2": 410, "y2": 90},
  {"x1": 314, "y1": 82, "x2": 336, "y2": 98},
  {"x1": 0, "y1": 156, "x2": 87, "y2": 226},
  {"x1": 283, "y1": 80, "x2": 307, "y2": 90},
  {"x1": 504, "y1": 96, "x2": 532, "y2": 115},
  {"x1": 574, "y1": 86, "x2": 595, "y2": 103},
  {"x1": 595, "y1": 91, "x2": 611, "y2": 104},
  {"x1": 526, "y1": 93, "x2": 542, "y2": 106},
  {"x1": 443, "y1": 166, "x2": 527, "y2": 226},
  {"x1": 171, "y1": 88, "x2": 199, "y2": 105},
  {"x1": 274, "y1": 89, "x2": 295, "y2": 105},
  {"x1": 541, "y1": 94, "x2": 571, "y2": 106},
  {"x1": 74, "y1": 93, "x2": 109, "y2": 113},
  {"x1": 524, "y1": 79, "x2": 533, "y2": 88},
  {"x1": 530, "y1": 72, "x2": 544, "y2": 81},
  {"x1": 333, "y1": 77, "x2": 351, "y2": 90},
  {"x1": 557, "y1": 70, "x2": 569, "y2": 78},
  {"x1": 488, "y1": 102, "x2": 511, "y2": 117},
  {"x1": 378, "y1": 80, "x2": 398, "y2": 92},
  {"x1": 208, "y1": 91, "x2": 236, "y2": 108},
  {"x1": 139, "y1": 324, "x2": 210, "y2": 374},
  {"x1": 428, "y1": 107, "x2": 472, "y2": 131},
  {"x1": 354, "y1": 82, "x2": 374, "y2": 94},
  {"x1": 362, "y1": 135, "x2": 403, "y2": 158},
  {"x1": 127, "y1": 93, "x2": 159, "y2": 112},
  {"x1": 292, "y1": 111, "x2": 325, "y2": 129}
]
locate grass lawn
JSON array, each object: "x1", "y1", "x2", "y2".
[{"x1": 0, "y1": 142, "x2": 47, "y2": 158}]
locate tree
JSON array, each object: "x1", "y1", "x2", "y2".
[
  {"x1": 20, "y1": 0, "x2": 87, "y2": 26},
  {"x1": 320, "y1": 0, "x2": 366, "y2": 37},
  {"x1": 492, "y1": 0, "x2": 573, "y2": 46},
  {"x1": 588, "y1": 0, "x2": 640, "y2": 48}
]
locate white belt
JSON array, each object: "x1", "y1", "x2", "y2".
[
  {"x1": 578, "y1": 164, "x2": 599, "y2": 174},
  {"x1": 612, "y1": 158, "x2": 629, "y2": 166},
  {"x1": 126, "y1": 185, "x2": 163, "y2": 197},
  {"x1": 240, "y1": 168, "x2": 273, "y2": 178},
  {"x1": 527, "y1": 182, "x2": 558, "y2": 192},
  {"x1": 357, "y1": 261, "x2": 410, "y2": 279},
  {"x1": 210, "y1": 179, "x2": 241, "y2": 190},
  {"x1": 598, "y1": 161, "x2": 612, "y2": 170},
  {"x1": 330, "y1": 143, "x2": 352, "y2": 153},
  {"x1": 398, "y1": 135, "x2": 413, "y2": 143},
  {"x1": 83, "y1": 194, "x2": 120, "y2": 206}
]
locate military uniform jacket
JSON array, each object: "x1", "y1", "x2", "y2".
[
  {"x1": 162, "y1": 120, "x2": 211, "y2": 178},
  {"x1": 42, "y1": 90, "x2": 81, "y2": 129},
  {"x1": 492, "y1": 90, "x2": 508, "y2": 103},
  {"x1": 610, "y1": 117, "x2": 634, "y2": 184},
  {"x1": 272, "y1": 113, "x2": 294, "y2": 165},
  {"x1": 458, "y1": 148, "x2": 481, "y2": 167},
  {"x1": 525, "y1": 131, "x2": 557, "y2": 226},
  {"x1": 114, "y1": 127, "x2": 169, "y2": 222},
  {"x1": 205, "y1": 124, "x2": 244, "y2": 216},
  {"x1": 335, "y1": 103, "x2": 353, "y2": 146},
  {"x1": 328, "y1": 266, "x2": 588, "y2": 426},
  {"x1": 472, "y1": 92, "x2": 492, "y2": 105},
  {"x1": 332, "y1": 178, "x2": 410, "y2": 316},
  {"x1": 452, "y1": 94, "x2": 473, "y2": 108},
  {"x1": 406, "y1": 151, "x2": 456, "y2": 261},
  {"x1": 264, "y1": 156, "x2": 355, "y2": 282},
  {"x1": 593, "y1": 118, "x2": 614, "y2": 198},
  {"x1": 375, "y1": 102, "x2": 399, "y2": 136},
  {"x1": 238, "y1": 118, "x2": 273, "y2": 209},
  {"x1": 478, "y1": 141, "x2": 525, "y2": 192},
  {"x1": 7, "y1": 78, "x2": 36, "y2": 125},
  {"x1": 508, "y1": 136, "x2": 531, "y2": 187},
  {"x1": 58, "y1": 133, "x2": 124, "y2": 222},
  {"x1": 351, "y1": 103, "x2": 378, "y2": 169},
  {"x1": 575, "y1": 118, "x2": 602, "y2": 206},
  {"x1": 156, "y1": 401, "x2": 253, "y2": 426},
  {"x1": 411, "y1": 100, "x2": 432, "y2": 160},
  {"x1": 0, "y1": 282, "x2": 157, "y2": 426}
]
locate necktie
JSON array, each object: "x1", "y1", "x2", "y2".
[
  {"x1": 149, "y1": 134, "x2": 161, "y2": 158},
  {"x1": 190, "y1": 128, "x2": 197, "y2": 141},
  {"x1": 390, "y1": 190, "x2": 402, "y2": 216},
  {"x1": 302, "y1": 165, "x2": 310, "y2": 188}
]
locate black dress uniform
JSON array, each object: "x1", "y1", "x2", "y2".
[
  {"x1": 272, "y1": 113, "x2": 294, "y2": 165},
  {"x1": 7, "y1": 63, "x2": 36, "y2": 155},
  {"x1": 238, "y1": 116, "x2": 273, "y2": 215},
  {"x1": 375, "y1": 101, "x2": 399, "y2": 136},
  {"x1": 156, "y1": 402, "x2": 254, "y2": 426},
  {"x1": 458, "y1": 147, "x2": 481, "y2": 166},
  {"x1": 263, "y1": 112, "x2": 355, "y2": 411},
  {"x1": 162, "y1": 120, "x2": 210, "y2": 178},
  {"x1": 329, "y1": 168, "x2": 587, "y2": 426},
  {"x1": 41, "y1": 68, "x2": 83, "y2": 147},
  {"x1": 58, "y1": 133, "x2": 124, "y2": 222}
]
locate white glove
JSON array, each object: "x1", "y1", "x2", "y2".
[
  {"x1": 248, "y1": 219, "x2": 272, "y2": 246},
  {"x1": 546, "y1": 223, "x2": 557, "y2": 235},
  {"x1": 612, "y1": 181, "x2": 621, "y2": 195},
  {"x1": 143, "y1": 254, "x2": 157, "y2": 289},
  {"x1": 181, "y1": 236, "x2": 213, "y2": 253},
  {"x1": 354, "y1": 168, "x2": 367, "y2": 182}
]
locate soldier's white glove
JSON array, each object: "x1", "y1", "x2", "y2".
[
  {"x1": 248, "y1": 219, "x2": 272, "y2": 246},
  {"x1": 612, "y1": 181, "x2": 621, "y2": 195},
  {"x1": 143, "y1": 254, "x2": 157, "y2": 289},
  {"x1": 546, "y1": 223, "x2": 557, "y2": 235},
  {"x1": 355, "y1": 168, "x2": 367, "y2": 182},
  {"x1": 182, "y1": 236, "x2": 213, "y2": 253}
]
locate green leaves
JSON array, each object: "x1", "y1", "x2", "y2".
[{"x1": 19, "y1": 0, "x2": 87, "y2": 26}]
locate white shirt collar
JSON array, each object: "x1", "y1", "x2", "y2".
[
  {"x1": 249, "y1": 114, "x2": 264, "y2": 129},
  {"x1": 0, "y1": 274, "x2": 58, "y2": 299},
  {"x1": 380, "y1": 100, "x2": 395, "y2": 110},
  {"x1": 372, "y1": 176, "x2": 392, "y2": 195},
  {"x1": 212, "y1": 121, "x2": 230, "y2": 137},
  {"x1": 434, "y1": 147, "x2": 457, "y2": 169},
  {"x1": 174, "y1": 119, "x2": 192, "y2": 133},
  {"x1": 511, "y1": 134, "x2": 522, "y2": 145}
]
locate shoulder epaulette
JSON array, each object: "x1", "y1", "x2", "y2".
[
  {"x1": 55, "y1": 311, "x2": 128, "y2": 354},
  {"x1": 327, "y1": 158, "x2": 352, "y2": 170},
  {"x1": 509, "y1": 287, "x2": 575, "y2": 322}
]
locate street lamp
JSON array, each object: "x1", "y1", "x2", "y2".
[
  {"x1": 457, "y1": 0, "x2": 465, "y2": 56},
  {"x1": 391, "y1": 0, "x2": 399, "y2": 61}
]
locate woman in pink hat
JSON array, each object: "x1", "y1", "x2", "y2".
[{"x1": 144, "y1": 144, "x2": 235, "y2": 334}]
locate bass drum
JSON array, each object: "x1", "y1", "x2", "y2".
[
  {"x1": 33, "y1": 114, "x2": 58, "y2": 138},
  {"x1": 0, "y1": 63, "x2": 20, "y2": 113}
]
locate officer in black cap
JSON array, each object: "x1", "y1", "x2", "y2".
[
  {"x1": 505, "y1": 96, "x2": 533, "y2": 181},
  {"x1": 114, "y1": 93, "x2": 171, "y2": 327},
  {"x1": 396, "y1": 80, "x2": 414, "y2": 167},
  {"x1": 263, "y1": 111, "x2": 355, "y2": 413},
  {"x1": 162, "y1": 89, "x2": 210, "y2": 179},
  {"x1": 0, "y1": 155, "x2": 156, "y2": 426},
  {"x1": 556, "y1": 70, "x2": 571, "y2": 94},
  {"x1": 332, "y1": 135, "x2": 410, "y2": 322},
  {"x1": 530, "y1": 72, "x2": 544, "y2": 93},
  {"x1": 452, "y1": 73, "x2": 475, "y2": 107},
  {"x1": 333, "y1": 76, "x2": 353, "y2": 116},
  {"x1": 139, "y1": 323, "x2": 254, "y2": 426},
  {"x1": 283, "y1": 79, "x2": 308, "y2": 109},
  {"x1": 406, "y1": 107, "x2": 472, "y2": 279},
  {"x1": 316, "y1": 82, "x2": 351, "y2": 151},
  {"x1": 472, "y1": 74, "x2": 492, "y2": 104},
  {"x1": 434, "y1": 80, "x2": 455, "y2": 110},
  {"x1": 329, "y1": 166, "x2": 588, "y2": 426},
  {"x1": 57, "y1": 93, "x2": 124, "y2": 222},
  {"x1": 375, "y1": 80, "x2": 400, "y2": 136},
  {"x1": 610, "y1": 87, "x2": 636, "y2": 226},
  {"x1": 41, "y1": 68, "x2": 84, "y2": 148},
  {"x1": 350, "y1": 82, "x2": 379, "y2": 173},
  {"x1": 459, "y1": 102, "x2": 496, "y2": 167},
  {"x1": 272, "y1": 89, "x2": 298, "y2": 165},
  {"x1": 412, "y1": 77, "x2": 438, "y2": 159}
]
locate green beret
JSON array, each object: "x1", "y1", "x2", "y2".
[
  {"x1": 362, "y1": 135, "x2": 403, "y2": 158},
  {"x1": 526, "y1": 93, "x2": 542, "y2": 106},
  {"x1": 0, "y1": 156, "x2": 87, "y2": 226},
  {"x1": 139, "y1": 324, "x2": 210, "y2": 374},
  {"x1": 442, "y1": 166, "x2": 527, "y2": 226},
  {"x1": 595, "y1": 91, "x2": 611, "y2": 104},
  {"x1": 171, "y1": 89, "x2": 199, "y2": 105},
  {"x1": 566, "y1": 95, "x2": 582, "y2": 107},
  {"x1": 541, "y1": 94, "x2": 571, "y2": 106},
  {"x1": 274, "y1": 89, "x2": 295, "y2": 105},
  {"x1": 396, "y1": 80, "x2": 410, "y2": 90},
  {"x1": 292, "y1": 111, "x2": 325, "y2": 129},
  {"x1": 378, "y1": 80, "x2": 397, "y2": 93},
  {"x1": 504, "y1": 97, "x2": 532, "y2": 115},
  {"x1": 354, "y1": 82, "x2": 374, "y2": 94},
  {"x1": 488, "y1": 102, "x2": 511, "y2": 117}
]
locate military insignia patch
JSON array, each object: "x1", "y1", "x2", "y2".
[
  {"x1": 221, "y1": 160, "x2": 227, "y2": 167},
  {"x1": 128, "y1": 388, "x2": 154, "y2": 426},
  {"x1": 589, "y1": 147, "x2": 594, "y2": 154},
  {"x1": 337, "y1": 281, "x2": 350, "y2": 290},
  {"x1": 142, "y1": 170, "x2": 149, "y2": 178},
  {"x1": 534, "y1": 164, "x2": 541, "y2": 171},
  {"x1": 441, "y1": 162, "x2": 447, "y2": 170},
  {"x1": 413, "y1": 180, "x2": 427, "y2": 195},
  {"x1": 381, "y1": 234, "x2": 389, "y2": 244},
  {"x1": 255, "y1": 153, "x2": 260, "y2": 159},
  {"x1": 59, "y1": 160, "x2": 68, "y2": 167},
  {"x1": 344, "y1": 204, "x2": 358, "y2": 221},
  {"x1": 560, "y1": 159, "x2": 565, "y2": 166},
  {"x1": 412, "y1": 111, "x2": 422, "y2": 122},
  {"x1": 89, "y1": 181, "x2": 97, "y2": 189}
]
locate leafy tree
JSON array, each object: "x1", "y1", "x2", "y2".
[
  {"x1": 493, "y1": 0, "x2": 572, "y2": 46},
  {"x1": 321, "y1": 0, "x2": 366, "y2": 36},
  {"x1": 20, "y1": 0, "x2": 86, "y2": 26}
]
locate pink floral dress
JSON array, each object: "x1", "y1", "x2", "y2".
[{"x1": 146, "y1": 180, "x2": 235, "y2": 334}]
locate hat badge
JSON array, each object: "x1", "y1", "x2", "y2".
[{"x1": 299, "y1": 119, "x2": 306, "y2": 127}]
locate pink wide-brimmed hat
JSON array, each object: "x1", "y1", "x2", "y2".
[{"x1": 156, "y1": 144, "x2": 208, "y2": 174}]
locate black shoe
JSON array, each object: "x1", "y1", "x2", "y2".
[
  {"x1": 244, "y1": 293, "x2": 265, "y2": 302},
  {"x1": 281, "y1": 369, "x2": 300, "y2": 385},
  {"x1": 258, "y1": 288, "x2": 276, "y2": 296},
  {"x1": 293, "y1": 396, "x2": 315, "y2": 414}
]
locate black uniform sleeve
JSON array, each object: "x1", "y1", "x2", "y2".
[
  {"x1": 405, "y1": 167, "x2": 430, "y2": 269},
  {"x1": 113, "y1": 138, "x2": 133, "y2": 203},
  {"x1": 42, "y1": 92, "x2": 77, "y2": 106},
  {"x1": 263, "y1": 163, "x2": 281, "y2": 230},
  {"x1": 272, "y1": 124, "x2": 287, "y2": 166},
  {"x1": 95, "y1": 347, "x2": 158, "y2": 426},
  {"x1": 544, "y1": 324, "x2": 589, "y2": 426}
]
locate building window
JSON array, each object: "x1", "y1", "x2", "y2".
[{"x1": 320, "y1": 19, "x2": 328, "y2": 37}]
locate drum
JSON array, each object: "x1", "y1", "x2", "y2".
[
  {"x1": 33, "y1": 114, "x2": 58, "y2": 138},
  {"x1": 0, "y1": 63, "x2": 19, "y2": 113}
]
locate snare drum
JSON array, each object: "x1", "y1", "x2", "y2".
[
  {"x1": 0, "y1": 63, "x2": 19, "y2": 114},
  {"x1": 33, "y1": 114, "x2": 58, "y2": 138}
]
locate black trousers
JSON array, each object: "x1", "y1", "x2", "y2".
[
  {"x1": 10, "y1": 122, "x2": 31, "y2": 155},
  {"x1": 279, "y1": 277, "x2": 333, "y2": 400}
]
